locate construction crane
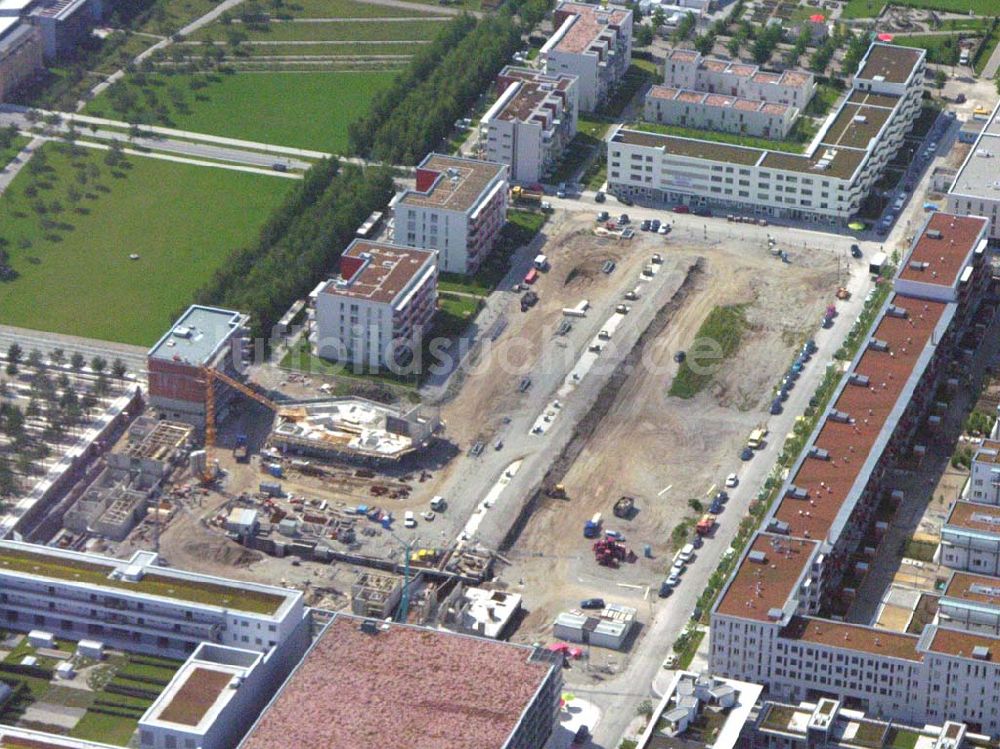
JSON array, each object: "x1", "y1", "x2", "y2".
[{"x1": 200, "y1": 366, "x2": 281, "y2": 483}]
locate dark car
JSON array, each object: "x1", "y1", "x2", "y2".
[
  {"x1": 580, "y1": 598, "x2": 605, "y2": 610},
  {"x1": 640, "y1": 220, "x2": 651, "y2": 231},
  {"x1": 778, "y1": 387, "x2": 790, "y2": 402},
  {"x1": 619, "y1": 195, "x2": 634, "y2": 206},
  {"x1": 693, "y1": 206, "x2": 712, "y2": 217},
  {"x1": 805, "y1": 339, "x2": 817, "y2": 354},
  {"x1": 673, "y1": 351, "x2": 686, "y2": 363},
  {"x1": 673, "y1": 204, "x2": 690, "y2": 214},
  {"x1": 715, "y1": 490, "x2": 729, "y2": 503},
  {"x1": 650, "y1": 219, "x2": 661, "y2": 232},
  {"x1": 602, "y1": 260, "x2": 617, "y2": 274},
  {"x1": 850, "y1": 244, "x2": 863, "y2": 259},
  {"x1": 619, "y1": 213, "x2": 630, "y2": 224},
  {"x1": 692, "y1": 534, "x2": 704, "y2": 549},
  {"x1": 709, "y1": 498, "x2": 723, "y2": 514},
  {"x1": 740, "y1": 447, "x2": 754, "y2": 461},
  {"x1": 595, "y1": 191, "x2": 606, "y2": 203},
  {"x1": 573, "y1": 726, "x2": 590, "y2": 745},
  {"x1": 770, "y1": 399, "x2": 783, "y2": 415},
  {"x1": 658, "y1": 581, "x2": 674, "y2": 598}
]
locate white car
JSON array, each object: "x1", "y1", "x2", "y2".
[
  {"x1": 665, "y1": 572, "x2": 682, "y2": 587},
  {"x1": 404, "y1": 511, "x2": 416, "y2": 528},
  {"x1": 725, "y1": 473, "x2": 739, "y2": 488},
  {"x1": 421, "y1": 511, "x2": 435, "y2": 522}
]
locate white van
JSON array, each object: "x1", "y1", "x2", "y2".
[
  {"x1": 404, "y1": 511, "x2": 416, "y2": 528},
  {"x1": 430, "y1": 496, "x2": 446, "y2": 511},
  {"x1": 678, "y1": 543, "x2": 695, "y2": 563}
]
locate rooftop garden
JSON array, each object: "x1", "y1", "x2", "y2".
[
  {"x1": 848, "y1": 720, "x2": 888, "y2": 749},
  {"x1": 0, "y1": 548, "x2": 285, "y2": 615},
  {"x1": 760, "y1": 704, "x2": 801, "y2": 733},
  {"x1": 887, "y1": 727, "x2": 922, "y2": 749}
]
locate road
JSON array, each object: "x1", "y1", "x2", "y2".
[{"x1": 0, "y1": 324, "x2": 148, "y2": 381}]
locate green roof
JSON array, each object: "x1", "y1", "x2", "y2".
[{"x1": 0, "y1": 547, "x2": 286, "y2": 616}]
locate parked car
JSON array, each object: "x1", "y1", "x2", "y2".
[
  {"x1": 709, "y1": 498, "x2": 723, "y2": 514},
  {"x1": 692, "y1": 534, "x2": 704, "y2": 549},
  {"x1": 715, "y1": 490, "x2": 729, "y2": 504},
  {"x1": 618, "y1": 213, "x2": 630, "y2": 225},
  {"x1": 770, "y1": 398, "x2": 783, "y2": 415},
  {"x1": 725, "y1": 473, "x2": 739, "y2": 488},
  {"x1": 640, "y1": 219, "x2": 651, "y2": 231},
  {"x1": 404, "y1": 511, "x2": 416, "y2": 528},
  {"x1": 665, "y1": 571, "x2": 682, "y2": 587},
  {"x1": 673, "y1": 204, "x2": 690, "y2": 214},
  {"x1": 658, "y1": 581, "x2": 674, "y2": 598},
  {"x1": 572, "y1": 726, "x2": 590, "y2": 745},
  {"x1": 850, "y1": 244, "x2": 863, "y2": 259},
  {"x1": 650, "y1": 219, "x2": 661, "y2": 232},
  {"x1": 581, "y1": 598, "x2": 605, "y2": 610},
  {"x1": 602, "y1": 260, "x2": 617, "y2": 274},
  {"x1": 693, "y1": 206, "x2": 712, "y2": 217},
  {"x1": 664, "y1": 654, "x2": 678, "y2": 669},
  {"x1": 740, "y1": 447, "x2": 754, "y2": 461},
  {"x1": 673, "y1": 351, "x2": 686, "y2": 363},
  {"x1": 659, "y1": 224, "x2": 671, "y2": 235},
  {"x1": 595, "y1": 190, "x2": 606, "y2": 203},
  {"x1": 597, "y1": 210, "x2": 610, "y2": 222}
]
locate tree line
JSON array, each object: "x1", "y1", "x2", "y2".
[
  {"x1": 192, "y1": 161, "x2": 395, "y2": 341},
  {"x1": 349, "y1": 14, "x2": 523, "y2": 165}
]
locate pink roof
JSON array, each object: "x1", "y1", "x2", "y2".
[
  {"x1": 810, "y1": 13, "x2": 826, "y2": 21},
  {"x1": 648, "y1": 84, "x2": 680, "y2": 100},
  {"x1": 242, "y1": 616, "x2": 557, "y2": 749},
  {"x1": 877, "y1": 33, "x2": 894, "y2": 42},
  {"x1": 678, "y1": 90, "x2": 705, "y2": 103}
]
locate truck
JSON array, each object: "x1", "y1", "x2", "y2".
[
  {"x1": 260, "y1": 482, "x2": 283, "y2": 497},
  {"x1": 584, "y1": 512, "x2": 603, "y2": 538},
  {"x1": 233, "y1": 434, "x2": 249, "y2": 462},
  {"x1": 696, "y1": 514, "x2": 716, "y2": 535},
  {"x1": 510, "y1": 185, "x2": 542, "y2": 205},
  {"x1": 562, "y1": 300, "x2": 590, "y2": 318},
  {"x1": 613, "y1": 496, "x2": 634, "y2": 519},
  {"x1": 747, "y1": 428, "x2": 768, "y2": 450},
  {"x1": 868, "y1": 251, "x2": 887, "y2": 276},
  {"x1": 533, "y1": 254, "x2": 549, "y2": 271}
]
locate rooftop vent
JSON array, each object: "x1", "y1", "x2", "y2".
[
  {"x1": 972, "y1": 645, "x2": 991, "y2": 660},
  {"x1": 854, "y1": 115, "x2": 867, "y2": 123},
  {"x1": 868, "y1": 338, "x2": 890, "y2": 353},
  {"x1": 829, "y1": 409, "x2": 851, "y2": 423},
  {"x1": 767, "y1": 519, "x2": 791, "y2": 535},
  {"x1": 886, "y1": 305, "x2": 909, "y2": 318},
  {"x1": 926, "y1": 229, "x2": 943, "y2": 240},
  {"x1": 848, "y1": 373, "x2": 870, "y2": 387},
  {"x1": 172, "y1": 326, "x2": 193, "y2": 339},
  {"x1": 975, "y1": 149, "x2": 992, "y2": 158},
  {"x1": 748, "y1": 550, "x2": 767, "y2": 564},
  {"x1": 767, "y1": 607, "x2": 784, "y2": 621},
  {"x1": 786, "y1": 484, "x2": 809, "y2": 500},
  {"x1": 360, "y1": 619, "x2": 379, "y2": 635},
  {"x1": 909, "y1": 261, "x2": 929, "y2": 272},
  {"x1": 873, "y1": 74, "x2": 886, "y2": 82},
  {"x1": 809, "y1": 446, "x2": 831, "y2": 460}
]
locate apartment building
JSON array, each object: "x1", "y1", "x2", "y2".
[
  {"x1": 28, "y1": 0, "x2": 101, "y2": 59},
  {"x1": 609, "y1": 44, "x2": 924, "y2": 223},
  {"x1": 965, "y1": 440, "x2": 1000, "y2": 505},
  {"x1": 645, "y1": 85, "x2": 797, "y2": 138},
  {"x1": 662, "y1": 48, "x2": 816, "y2": 109},
  {"x1": 310, "y1": 240, "x2": 437, "y2": 370},
  {"x1": 147, "y1": 305, "x2": 249, "y2": 428},
  {"x1": 391, "y1": 153, "x2": 508, "y2": 275},
  {"x1": 0, "y1": 540, "x2": 305, "y2": 658},
  {"x1": 948, "y1": 100, "x2": 1000, "y2": 241},
  {"x1": 0, "y1": 18, "x2": 41, "y2": 101},
  {"x1": 941, "y1": 500, "x2": 1000, "y2": 576},
  {"x1": 240, "y1": 613, "x2": 563, "y2": 749},
  {"x1": 708, "y1": 214, "x2": 1000, "y2": 735},
  {"x1": 540, "y1": 1, "x2": 632, "y2": 112},
  {"x1": 480, "y1": 66, "x2": 579, "y2": 184}
]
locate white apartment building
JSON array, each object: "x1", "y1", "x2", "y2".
[
  {"x1": 645, "y1": 84, "x2": 797, "y2": 138},
  {"x1": 0, "y1": 540, "x2": 306, "y2": 659},
  {"x1": 709, "y1": 214, "x2": 1000, "y2": 736},
  {"x1": 391, "y1": 153, "x2": 508, "y2": 275},
  {"x1": 480, "y1": 66, "x2": 579, "y2": 184},
  {"x1": 541, "y1": 1, "x2": 633, "y2": 112},
  {"x1": 941, "y1": 500, "x2": 1000, "y2": 576},
  {"x1": 948, "y1": 100, "x2": 1000, "y2": 241},
  {"x1": 310, "y1": 240, "x2": 437, "y2": 370},
  {"x1": 965, "y1": 441, "x2": 1000, "y2": 505},
  {"x1": 662, "y1": 48, "x2": 816, "y2": 109},
  {"x1": 610, "y1": 43, "x2": 924, "y2": 223}
]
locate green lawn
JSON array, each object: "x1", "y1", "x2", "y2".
[
  {"x1": 85, "y1": 70, "x2": 400, "y2": 152},
  {"x1": 973, "y1": 21, "x2": 1000, "y2": 74},
  {"x1": 0, "y1": 144, "x2": 292, "y2": 344},
  {"x1": 278, "y1": 0, "x2": 448, "y2": 16},
  {"x1": 69, "y1": 710, "x2": 141, "y2": 745},
  {"x1": 193, "y1": 18, "x2": 448, "y2": 41},
  {"x1": 894, "y1": 33, "x2": 969, "y2": 65},
  {"x1": 0, "y1": 136, "x2": 29, "y2": 169},
  {"x1": 669, "y1": 305, "x2": 748, "y2": 399},
  {"x1": 842, "y1": 0, "x2": 997, "y2": 18},
  {"x1": 236, "y1": 41, "x2": 428, "y2": 56},
  {"x1": 138, "y1": 0, "x2": 227, "y2": 34}
]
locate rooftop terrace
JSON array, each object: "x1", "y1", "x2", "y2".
[
  {"x1": 322, "y1": 241, "x2": 434, "y2": 306},
  {"x1": 241, "y1": 614, "x2": 557, "y2": 749},
  {"x1": 0, "y1": 543, "x2": 289, "y2": 616},
  {"x1": 400, "y1": 154, "x2": 505, "y2": 213},
  {"x1": 856, "y1": 44, "x2": 923, "y2": 85},
  {"x1": 550, "y1": 1, "x2": 629, "y2": 56},
  {"x1": 491, "y1": 66, "x2": 574, "y2": 123}
]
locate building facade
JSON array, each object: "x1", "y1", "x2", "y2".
[
  {"x1": 644, "y1": 84, "x2": 797, "y2": 139},
  {"x1": 310, "y1": 240, "x2": 437, "y2": 370},
  {"x1": 480, "y1": 66, "x2": 579, "y2": 184},
  {"x1": 609, "y1": 44, "x2": 924, "y2": 223},
  {"x1": 147, "y1": 305, "x2": 249, "y2": 428},
  {"x1": 0, "y1": 19, "x2": 42, "y2": 101},
  {"x1": 708, "y1": 214, "x2": 1000, "y2": 735},
  {"x1": 391, "y1": 153, "x2": 508, "y2": 275},
  {"x1": 540, "y1": 1, "x2": 632, "y2": 112},
  {"x1": 29, "y1": 0, "x2": 102, "y2": 59}
]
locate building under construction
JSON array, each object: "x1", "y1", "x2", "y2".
[
  {"x1": 350, "y1": 570, "x2": 406, "y2": 619},
  {"x1": 268, "y1": 399, "x2": 440, "y2": 463}
]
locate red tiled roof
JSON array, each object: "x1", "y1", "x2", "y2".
[
  {"x1": 242, "y1": 616, "x2": 556, "y2": 749},
  {"x1": 772, "y1": 294, "x2": 948, "y2": 540},
  {"x1": 716, "y1": 534, "x2": 817, "y2": 622},
  {"x1": 897, "y1": 213, "x2": 987, "y2": 288},
  {"x1": 781, "y1": 617, "x2": 921, "y2": 661}
]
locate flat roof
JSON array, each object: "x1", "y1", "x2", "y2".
[
  {"x1": 493, "y1": 66, "x2": 574, "y2": 123},
  {"x1": 856, "y1": 43, "x2": 923, "y2": 85},
  {"x1": 0, "y1": 541, "x2": 293, "y2": 616},
  {"x1": 154, "y1": 666, "x2": 236, "y2": 728},
  {"x1": 927, "y1": 627, "x2": 1000, "y2": 661},
  {"x1": 550, "y1": 1, "x2": 629, "y2": 55},
  {"x1": 148, "y1": 305, "x2": 246, "y2": 366},
  {"x1": 847, "y1": 90, "x2": 900, "y2": 108},
  {"x1": 241, "y1": 614, "x2": 557, "y2": 749},
  {"x1": 0, "y1": 0, "x2": 36, "y2": 12},
  {"x1": 945, "y1": 500, "x2": 1000, "y2": 537},
  {"x1": 614, "y1": 128, "x2": 763, "y2": 166},
  {"x1": 974, "y1": 439, "x2": 1000, "y2": 465},
  {"x1": 948, "y1": 100, "x2": 1000, "y2": 199},
  {"x1": 781, "y1": 616, "x2": 921, "y2": 662},
  {"x1": 943, "y1": 571, "x2": 1000, "y2": 608},
  {"x1": 0, "y1": 729, "x2": 111, "y2": 748},
  {"x1": 400, "y1": 154, "x2": 505, "y2": 213},
  {"x1": 715, "y1": 534, "x2": 817, "y2": 622},
  {"x1": 647, "y1": 85, "x2": 792, "y2": 117},
  {"x1": 772, "y1": 294, "x2": 947, "y2": 540},
  {"x1": 823, "y1": 102, "x2": 894, "y2": 151},
  {"x1": 322, "y1": 240, "x2": 434, "y2": 306},
  {"x1": 897, "y1": 213, "x2": 987, "y2": 287}
]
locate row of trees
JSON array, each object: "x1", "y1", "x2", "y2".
[
  {"x1": 193, "y1": 162, "x2": 394, "y2": 341},
  {"x1": 353, "y1": 15, "x2": 522, "y2": 165}
]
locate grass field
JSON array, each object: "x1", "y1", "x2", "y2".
[
  {"x1": 669, "y1": 305, "x2": 747, "y2": 399},
  {"x1": 85, "y1": 70, "x2": 399, "y2": 151},
  {"x1": 0, "y1": 136, "x2": 29, "y2": 169},
  {"x1": 137, "y1": 0, "x2": 225, "y2": 34},
  {"x1": 278, "y1": 0, "x2": 449, "y2": 16},
  {"x1": 234, "y1": 41, "x2": 429, "y2": 56},
  {"x1": 894, "y1": 33, "x2": 969, "y2": 64},
  {"x1": 842, "y1": 0, "x2": 998, "y2": 18},
  {"x1": 0, "y1": 144, "x2": 292, "y2": 344},
  {"x1": 193, "y1": 18, "x2": 448, "y2": 41}
]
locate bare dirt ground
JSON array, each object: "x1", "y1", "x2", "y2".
[{"x1": 498, "y1": 227, "x2": 839, "y2": 646}]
